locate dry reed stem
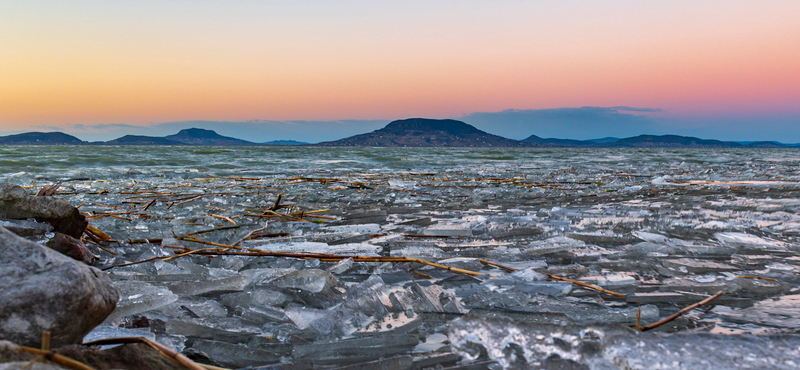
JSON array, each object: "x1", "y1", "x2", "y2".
[
  {"x1": 635, "y1": 306, "x2": 642, "y2": 331},
  {"x1": 141, "y1": 199, "x2": 157, "y2": 211},
  {"x1": 205, "y1": 205, "x2": 230, "y2": 212},
  {"x1": 209, "y1": 214, "x2": 237, "y2": 225},
  {"x1": 41, "y1": 331, "x2": 50, "y2": 352},
  {"x1": 82, "y1": 230, "x2": 118, "y2": 256},
  {"x1": 262, "y1": 209, "x2": 300, "y2": 221},
  {"x1": 17, "y1": 347, "x2": 96, "y2": 370},
  {"x1": 83, "y1": 337, "x2": 209, "y2": 370},
  {"x1": 738, "y1": 276, "x2": 778, "y2": 281},
  {"x1": 160, "y1": 247, "x2": 229, "y2": 261},
  {"x1": 21, "y1": 331, "x2": 51, "y2": 369},
  {"x1": 231, "y1": 224, "x2": 271, "y2": 246},
  {"x1": 18, "y1": 331, "x2": 97, "y2": 370},
  {"x1": 477, "y1": 259, "x2": 625, "y2": 297},
  {"x1": 102, "y1": 255, "x2": 162, "y2": 270},
  {"x1": 640, "y1": 290, "x2": 723, "y2": 332},
  {"x1": 544, "y1": 274, "x2": 626, "y2": 298},
  {"x1": 127, "y1": 238, "x2": 163, "y2": 244},
  {"x1": 85, "y1": 224, "x2": 112, "y2": 241},
  {"x1": 270, "y1": 193, "x2": 283, "y2": 211},
  {"x1": 245, "y1": 232, "x2": 293, "y2": 239},
  {"x1": 168, "y1": 195, "x2": 203, "y2": 209},
  {"x1": 402, "y1": 234, "x2": 462, "y2": 238},
  {"x1": 170, "y1": 238, "x2": 485, "y2": 276},
  {"x1": 185, "y1": 225, "x2": 243, "y2": 236}
]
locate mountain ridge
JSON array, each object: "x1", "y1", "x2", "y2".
[
  {"x1": 315, "y1": 118, "x2": 535, "y2": 147},
  {"x1": 0, "y1": 132, "x2": 86, "y2": 145},
  {"x1": 522, "y1": 134, "x2": 799, "y2": 148},
  {"x1": 165, "y1": 128, "x2": 256, "y2": 145},
  {"x1": 0, "y1": 122, "x2": 797, "y2": 147}
]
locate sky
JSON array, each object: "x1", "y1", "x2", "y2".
[{"x1": 1, "y1": 1, "x2": 799, "y2": 142}]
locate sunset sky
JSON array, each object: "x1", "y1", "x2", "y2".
[{"x1": 1, "y1": 1, "x2": 799, "y2": 142}]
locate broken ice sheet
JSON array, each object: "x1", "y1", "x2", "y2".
[
  {"x1": 166, "y1": 317, "x2": 262, "y2": 343},
  {"x1": 160, "y1": 297, "x2": 228, "y2": 319},
  {"x1": 356, "y1": 312, "x2": 423, "y2": 336},
  {"x1": 326, "y1": 257, "x2": 354, "y2": 274},
  {"x1": 715, "y1": 231, "x2": 789, "y2": 250},
  {"x1": 188, "y1": 339, "x2": 283, "y2": 367},
  {"x1": 271, "y1": 269, "x2": 337, "y2": 294},
  {"x1": 284, "y1": 305, "x2": 364, "y2": 337},
  {"x1": 167, "y1": 274, "x2": 249, "y2": 296},
  {"x1": 660, "y1": 258, "x2": 739, "y2": 274},
  {"x1": 524, "y1": 236, "x2": 584, "y2": 256},
  {"x1": 481, "y1": 271, "x2": 573, "y2": 297},
  {"x1": 83, "y1": 325, "x2": 156, "y2": 347},
  {"x1": 578, "y1": 273, "x2": 638, "y2": 292},
  {"x1": 291, "y1": 334, "x2": 420, "y2": 366},
  {"x1": 234, "y1": 303, "x2": 291, "y2": 325},
  {"x1": 436, "y1": 257, "x2": 484, "y2": 272},
  {"x1": 450, "y1": 315, "x2": 800, "y2": 370},
  {"x1": 106, "y1": 280, "x2": 178, "y2": 322},
  {"x1": 715, "y1": 294, "x2": 800, "y2": 330},
  {"x1": 422, "y1": 224, "x2": 473, "y2": 237}
]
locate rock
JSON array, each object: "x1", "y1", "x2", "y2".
[
  {"x1": 0, "y1": 227, "x2": 118, "y2": 347},
  {"x1": 0, "y1": 183, "x2": 87, "y2": 238},
  {"x1": 0, "y1": 340, "x2": 186, "y2": 370},
  {"x1": 45, "y1": 232, "x2": 97, "y2": 265},
  {"x1": 0, "y1": 362, "x2": 66, "y2": 370}
]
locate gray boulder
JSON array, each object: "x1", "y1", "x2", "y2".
[
  {"x1": 0, "y1": 227, "x2": 118, "y2": 347},
  {"x1": 0, "y1": 183, "x2": 87, "y2": 238},
  {"x1": 45, "y1": 232, "x2": 97, "y2": 265}
]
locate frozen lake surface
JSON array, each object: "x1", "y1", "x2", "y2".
[{"x1": 3, "y1": 146, "x2": 800, "y2": 369}]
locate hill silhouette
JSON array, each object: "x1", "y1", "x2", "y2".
[
  {"x1": 165, "y1": 128, "x2": 257, "y2": 145},
  {"x1": 0, "y1": 132, "x2": 85, "y2": 145},
  {"x1": 1, "y1": 123, "x2": 798, "y2": 147},
  {"x1": 103, "y1": 135, "x2": 185, "y2": 145},
  {"x1": 316, "y1": 118, "x2": 533, "y2": 147}
]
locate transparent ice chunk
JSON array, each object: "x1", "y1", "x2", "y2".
[{"x1": 107, "y1": 281, "x2": 179, "y2": 321}]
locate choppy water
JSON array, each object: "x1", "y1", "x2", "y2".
[{"x1": 2, "y1": 146, "x2": 799, "y2": 183}]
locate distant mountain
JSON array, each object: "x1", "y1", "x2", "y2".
[
  {"x1": 739, "y1": 141, "x2": 798, "y2": 148},
  {"x1": 103, "y1": 135, "x2": 185, "y2": 145},
  {"x1": 262, "y1": 140, "x2": 308, "y2": 146},
  {"x1": 522, "y1": 135, "x2": 596, "y2": 147},
  {"x1": 2, "y1": 125, "x2": 798, "y2": 148},
  {"x1": 610, "y1": 135, "x2": 741, "y2": 148},
  {"x1": 521, "y1": 134, "x2": 800, "y2": 148},
  {"x1": 587, "y1": 137, "x2": 620, "y2": 143},
  {"x1": 0, "y1": 132, "x2": 85, "y2": 145},
  {"x1": 165, "y1": 128, "x2": 257, "y2": 145},
  {"x1": 316, "y1": 118, "x2": 533, "y2": 147}
]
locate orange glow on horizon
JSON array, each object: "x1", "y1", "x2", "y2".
[{"x1": 1, "y1": 1, "x2": 799, "y2": 130}]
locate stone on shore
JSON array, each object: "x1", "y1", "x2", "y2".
[
  {"x1": 45, "y1": 232, "x2": 97, "y2": 265},
  {"x1": 0, "y1": 227, "x2": 118, "y2": 347},
  {"x1": 0, "y1": 183, "x2": 87, "y2": 238}
]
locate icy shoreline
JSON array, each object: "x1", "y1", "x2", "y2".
[{"x1": 3, "y1": 147, "x2": 800, "y2": 368}]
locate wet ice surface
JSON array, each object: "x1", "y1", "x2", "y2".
[{"x1": 4, "y1": 147, "x2": 800, "y2": 369}]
